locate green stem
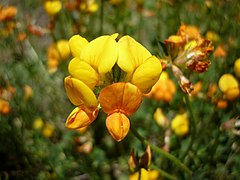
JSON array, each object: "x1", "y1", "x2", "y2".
[
  {"x1": 180, "y1": 95, "x2": 197, "y2": 160},
  {"x1": 99, "y1": 0, "x2": 104, "y2": 34},
  {"x1": 130, "y1": 125, "x2": 192, "y2": 176}
]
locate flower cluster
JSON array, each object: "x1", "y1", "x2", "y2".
[
  {"x1": 162, "y1": 23, "x2": 214, "y2": 95},
  {"x1": 64, "y1": 33, "x2": 162, "y2": 141}
]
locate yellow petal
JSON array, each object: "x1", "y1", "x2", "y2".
[
  {"x1": 106, "y1": 112, "x2": 130, "y2": 142},
  {"x1": 99, "y1": 82, "x2": 142, "y2": 115},
  {"x1": 68, "y1": 57, "x2": 99, "y2": 89},
  {"x1": 80, "y1": 35, "x2": 118, "y2": 74},
  {"x1": 117, "y1": 35, "x2": 152, "y2": 73},
  {"x1": 131, "y1": 56, "x2": 162, "y2": 94},
  {"x1": 171, "y1": 113, "x2": 189, "y2": 136},
  {"x1": 66, "y1": 107, "x2": 98, "y2": 129},
  {"x1": 234, "y1": 58, "x2": 240, "y2": 78},
  {"x1": 56, "y1": 40, "x2": 70, "y2": 60},
  {"x1": 218, "y1": 74, "x2": 239, "y2": 93},
  {"x1": 69, "y1": 35, "x2": 88, "y2": 57},
  {"x1": 64, "y1": 76, "x2": 98, "y2": 107}
]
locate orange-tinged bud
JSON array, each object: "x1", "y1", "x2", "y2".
[
  {"x1": 99, "y1": 82, "x2": 142, "y2": 116},
  {"x1": 0, "y1": 6, "x2": 17, "y2": 22},
  {"x1": 66, "y1": 106, "x2": 98, "y2": 129},
  {"x1": 0, "y1": 99, "x2": 11, "y2": 115},
  {"x1": 106, "y1": 112, "x2": 130, "y2": 142},
  {"x1": 217, "y1": 99, "x2": 228, "y2": 109}
]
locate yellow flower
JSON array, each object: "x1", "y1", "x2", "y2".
[
  {"x1": 33, "y1": 117, "x2": 44, "y2": 130},
  {"x1": 218, "y1": 74, "x2": 239, "y2": 101},
  {"x1": 234, "y1": 58, "x2": 240, "y2": 78},
  {"x1": 153, "y1": 108, "x2": 169, "y2": 128},
  {"x1": 148, "y1": 71, "x2": 176, "y2": 102},
  {"x1": 99, "y1": 82, "x2": 142, "y2": 141},
  {"x1": 171, "y1": 113, "x2": 189, "y2": 136},
  {"x1": 44, "y1": 0, "x2": 62, "y2": 16},
  {"x1": 56, "y1": 40, "x2": 70, "y2": 60},
  {"x1": 42, "y1": 122, "x2": 55, "y2": 138},
  {"x1": 79, "y1": 0, "x2": 98, "y2": 13},
  {"x1": 64, "y1": 76, "x2": 99, "y2": 129},
  {"x1": 117, "y1": 35, "x2": 162, "y2": 93},
  {"x1": 68, "y1": 34, "x2": 118, "y2": 89},
  {"x1": 47, "y1": 40, "x2": 70, "y2": 73},
  {"x1": 129, "y1": 168, "x2": 159, "y2": 180}
]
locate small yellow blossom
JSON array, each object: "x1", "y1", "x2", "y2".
[
  {"x1": 206, "y1": 31, "x2": 220, "y2": 43},
  {"x1": 33, "y1": 117, "x2": 44, "y2": 130},
  {"x1": 171, "y1": 113, "x2": 189, "y2": 136},
  {"x1": 23, "y1": 85, "x2": 33, "y2": 100},
  {"x1": 218, "y1": 74, "x2": 239, "y2": 101},
  {"x1": 44, "y1": 0, "x2": 62, "y2": 16},
  {"x1": 42, "y1": 122, "x2": 55, "y2": 138},
  {"x1": 79, "y1": 0, "x2": 98, "y2": 13},
  {"x1": 234, "y1": 58, "x2": 240, "y2": 78},
  {"x1": 153, "y1": 108, "x2": 169, "y2": 128}
]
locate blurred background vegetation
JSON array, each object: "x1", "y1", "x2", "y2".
[{"x1": 0, "y1": 0, "x2": 240, "y2": 179}]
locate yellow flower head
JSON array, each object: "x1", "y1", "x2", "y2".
[
  {"x1": 171, "y1": 113, "x2": 189, "y2": 136},
  {"x1": 218, "y1": 74, "x2": 239, "y2": 101},
  {"x1": 65, "y1": 33, "x2": 162, "y2": 141},
  {"x1": 44, "y1": 0, "x2": 62, "y2": 16}
]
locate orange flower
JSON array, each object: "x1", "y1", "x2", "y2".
[
  {"x1": 213, "y1": 44, "x2": 227, "y2": 58},
  {"x1": 99, "y1": 82, "x2": 142, "y2": 141},
  {"x1": 0, "y1": 99, "x2": 11, "y2": 115},
  {"x1": 0, "y1": 6, "x2": 17, "y2": 22}
]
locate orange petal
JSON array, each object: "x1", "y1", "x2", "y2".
[
  {"x1": 99, "y1": 82, "x2": 142, "y2": 115},
  {"x1": 106, "y1": 112, "x2": 130, "y2": 142},
  {"x1": 66, "y1": 106, "x2": 98, "y2": 129}
]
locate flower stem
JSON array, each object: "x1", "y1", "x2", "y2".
[
  {"x1": 180, "y1": 94, "x2": 197, "y2": 160},
  {"x1": 99, "y1": 0, "x2": 104, "y2": 34},
  {"x1": 130, "y1": 125, "x2": 192, "y2": 176}
]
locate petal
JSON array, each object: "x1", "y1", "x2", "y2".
[
  {"x1": 64, "y1": 76, "x2": 98, "y2": 107},
  {"x1": 106, "y1": 112, "x2": 130, "y2": 142},
  {"x1": 218, "y1": 74, "x2": 239, "y2": 93},
  {"x1": 68, "y1": 57, "x2": 99, "y2": 89},
  {"x1": 117, "y1": 35, "x2": 152, "y2": 73},
  {"x1": 99, "y1": 82, "x2": 142, "y2": 115},
  {"x1": 69, "y1": 35, "x2": 88, "y2": 57},
  {"x1": 66, "y1": 106, "x2": 98, "y2": 129},
  {"x1": 131, "y1": 56, "x2": 162, "y2": 94},
  {"x1": 80, "y1": 35, "x2": 118, "y2": 74}
]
